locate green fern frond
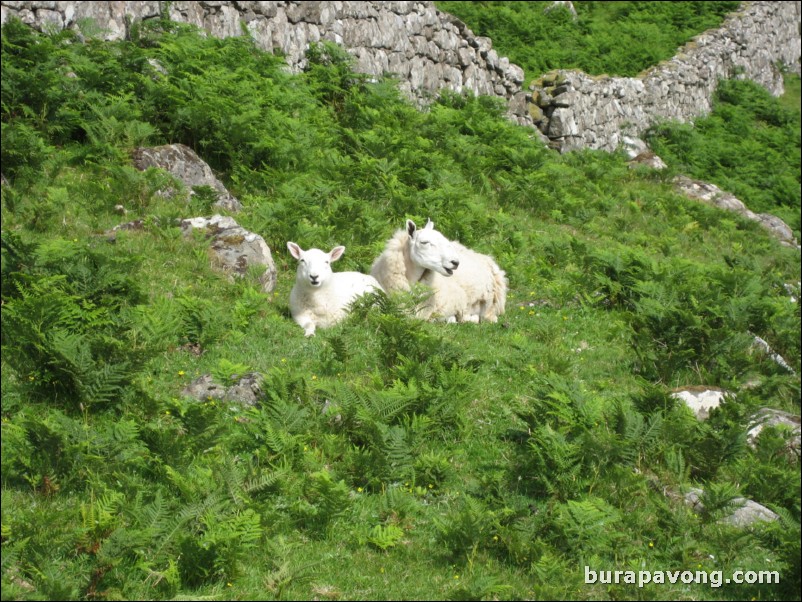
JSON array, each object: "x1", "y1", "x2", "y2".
[
  {"x1": 367, "y1": 523, "x2": 405, "y2": 551},
  {"x1": 81, "y1": 361, "x2": 132, "y2": 405},
  {"x1": 264, "y1": 394, "x2": 309, "y2": 434},
  {"x1": 664, "y1": 446, "x2": 690, "y2": 482},
  {"x1": 365, "y1": 379, "x2": 420, "y2": 422},
  {"x1": 261, "y1": 422, "x2": 299, "y2": 456},
  {"x1": 152, "y1": 492, "x2": 228, "y2": 559},
  {"x1": 382, "y1": 425, "x2": 413, "y2": 471},
  {"x1": 137, "y1": 491, "x2": 171, "y2": 535},
  {"x1": 244, "y1": 469, "x2": 284, "y2": 496},
  {"x1": 219, "y1": 453, "x2": 249, "y2": 506}
]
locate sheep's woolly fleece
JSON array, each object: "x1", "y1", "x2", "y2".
[
  {"x1": 287, "y1": 242, "x2": 383, "y2": 336},
  {"x1": 370, "y1": 220, "x2": 507, "y2": 323}
]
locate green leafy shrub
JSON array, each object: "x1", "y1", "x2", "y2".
[
  {"x1": 1, "y1": 233, "x2": 148, "y2": 410},
  {"x1": 554, "y1": 496, "x2": 623, "y2": 555},
  {"x1": 646, "y1": 78, "x2": 801, "y2": 238},
  {"x1": 436, "y1": 1, "x2": 740, "y2": 79},
  {"x1": 435, "y1": 495, "x2": 496, "y2": 557},
  {"x1": 366, "y1": 523, "x2": 405, "y2": 551},
  {"x1": 0, "y1": 121, "x2": 54, "y2": 182},
  {"x1": 290, "y1": 469, "x2": 351, "y2": 534}
]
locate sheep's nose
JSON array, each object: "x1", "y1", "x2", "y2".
[{"x1": 451, "y1": 259, "x2": 460, "y2": 268}]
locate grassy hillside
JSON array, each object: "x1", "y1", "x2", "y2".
[
  {"x1": 645, "y1": 78, "x2": 802, "y2": 238},
  {"x1": 435, "y1": 1, "x2": 741, "y2": 79},
  {"x1": 436, "y1": 0, "x2": 801, "y2": 246},
  {"x1": 2, "y1": 16, "x2": 800, "y2": 601}
]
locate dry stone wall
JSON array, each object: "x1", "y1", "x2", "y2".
[
  {"x1": 0, "y1": 1, "x2": 528, "y2": 116},
  {"x1": 531, "y1": 1, "x2": 802, "y2": 152},
  {"x1": 2, "y1": 1, "x2": 800, "y2": 152}
]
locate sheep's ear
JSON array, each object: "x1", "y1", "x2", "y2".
[
  {"x1": 329, "y1": 246, "x2": 345, "y2": 262},
  {"x1": 287, "y1": 241, "x2": 303, "y2": 260},
  {"x1": 406, "y1": 219, "x2": 417, "y2": 237},
  {"x1": 424, "y1": 219, "x2": 434, "y2": 230}
]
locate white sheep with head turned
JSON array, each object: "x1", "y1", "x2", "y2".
[
  {"x1": 370, "y1": 219, "x2": 507, "y2": 323},
  {"x1": 287, "y1": 242, "x2": 384, "y2": 336}
]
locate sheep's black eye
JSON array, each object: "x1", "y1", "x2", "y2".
[{"x1": 300, "y1": 259, "x2": 305, "y2": 263}]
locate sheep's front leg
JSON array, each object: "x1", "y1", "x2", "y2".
[{"x1": 295, "y1": 313, "x2": 317, "y2": 337}]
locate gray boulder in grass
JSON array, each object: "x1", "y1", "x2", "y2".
[
  {"x1": 180, "y1": 215, "x2": 277, "y2": 294},
  {"x1": 132, "y1": 144, "x2": 243, "y2": 212}
]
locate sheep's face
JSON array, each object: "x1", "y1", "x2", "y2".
[
  {"x1": 287, "y1": 242, "x2": 345, "y2": 288},
  {"x1": 407, "y1": 219, "x2": 460, "y2": 277}
]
